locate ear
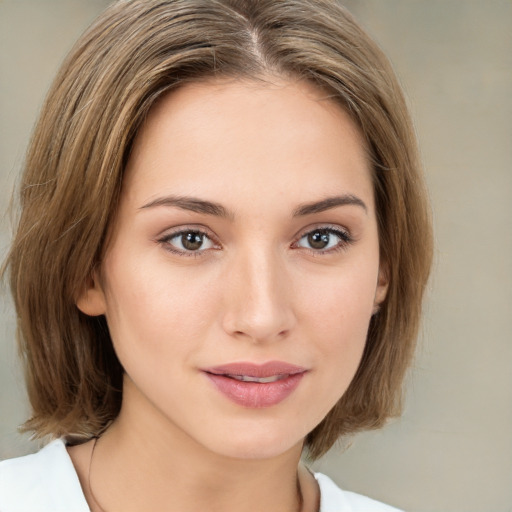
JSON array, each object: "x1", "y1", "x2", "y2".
[
  {"x1": 76, "y1": 270, "x2": 107, "y2": 317},
  {"x1": 372, "y1": 264, "x2": 389, "y2": 315}
]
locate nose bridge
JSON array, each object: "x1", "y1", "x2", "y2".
[{"x1": 222, "y1": 241, "x2": 295, "y2": 342}]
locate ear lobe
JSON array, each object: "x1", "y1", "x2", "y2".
[
  {"x1": 373, "y1": 265, "x2": 389, "y2": 315},
  {"x1": 76, "y1": 270, "x2": 107, "y2": 317}
]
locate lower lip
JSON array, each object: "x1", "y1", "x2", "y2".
[{"x1": 205, "y1": 372, "x2": 305, "y2": 408}]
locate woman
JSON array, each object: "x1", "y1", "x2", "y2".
[{"x1": 0, "y1": 1, "x2": 432, "y2": 510}]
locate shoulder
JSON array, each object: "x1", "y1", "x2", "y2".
[
  {"x1": 315, "y1": 472, "x2": 403, "y2": 512},
  {"x1": 0, "y1": 439, "x2": 89, "y2": 512}
]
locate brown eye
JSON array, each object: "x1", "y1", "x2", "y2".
[
  {"x1": 307, "y1": 230, "x2": 331, "y2": 249},
  {"x1": 296, "y1": 228, "x2": 352, "y2": 252},
  {"x1": 181, "y1": 232, "x2": 204, "y2": 251},
  {"x1": 163, "y1": 230, "x2": 215, "y2": 253}
]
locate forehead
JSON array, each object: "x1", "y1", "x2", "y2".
[{"x1": 122, "y1": 77, "x2": 374, "y2": 213}]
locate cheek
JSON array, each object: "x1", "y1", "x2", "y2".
[
  {"x1": 100, "y1": 251, "x2": 220, "y2": 367},
  {"x1": 300, "y1": 258, "x2": 378, "y2": 330},
  {"x1": 298, "y1": 259, "x2": 379, "y2": 375}
]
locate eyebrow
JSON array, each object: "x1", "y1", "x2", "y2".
[
  {"x1": 140, "y1": 195, "x2": 232, "y2": 219},
  {"x1": 140, "y1": 193, "x2": 367, "y2": 218},
  {"x1": 292, "y1": 194, "x2": 368, "y2": 216}
]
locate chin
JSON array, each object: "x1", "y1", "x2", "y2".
[
  {"x1": 201, "y1": 424, "x2": 306, "y2": 461},
  {"x1": 213, "y1": 442, "x2": 302, "y2": 461}
]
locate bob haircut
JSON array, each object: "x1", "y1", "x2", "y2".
[{"x1": 3, "y1": 0, "x2": 432, "y2": 459}]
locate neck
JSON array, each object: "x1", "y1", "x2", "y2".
[{"x1": 86, "y1": 379, "x2": 310, "y2": 512}]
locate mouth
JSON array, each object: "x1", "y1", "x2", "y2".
[
  {"x1": 222, "y1": 374, "x2": 289, "y2": 383},
  {"x1": 202, "y1": 361, "x2": 307, "y2": 408},
  {"x1": 204, "y1": 360, "x2": 307, "y2": 378}
]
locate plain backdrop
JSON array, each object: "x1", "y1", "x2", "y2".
[{"x1": 1, "y1": 1, "x2": 511, "y2": 511}]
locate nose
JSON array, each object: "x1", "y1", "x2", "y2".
[{"x1": 221, "y1": 245, "x2": 297, "y2": 343}]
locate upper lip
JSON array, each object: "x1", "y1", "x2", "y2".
[{"x1": 203, "y1": 361, "x2": 307, "y2": 378}]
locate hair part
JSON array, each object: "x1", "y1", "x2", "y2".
[{"x1": 2, "y1": 0, "x2": 432, "y2": 459}]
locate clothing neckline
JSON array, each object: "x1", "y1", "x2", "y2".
[{"x1": 0, "y1": 438, "x2": 368, "y2": 512}]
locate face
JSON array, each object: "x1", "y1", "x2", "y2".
[{"x1": 78, "y1": 77, "x2": 387, "y2": 460}]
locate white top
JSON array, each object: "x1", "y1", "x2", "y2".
[{"x1": 0, "y1": 439, "x2": 402, "y2": 511}]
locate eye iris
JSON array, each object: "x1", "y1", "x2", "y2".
[
  {"x1": 308, "y1": 230, "x2": 330, "y2": 249},
  {"x1": 182, "y1": 232, "x2": 203, "y2": 250}
]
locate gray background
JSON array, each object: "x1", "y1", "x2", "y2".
[{"x1": 1, "y1": 1, "x2": 511, "y2": 511}]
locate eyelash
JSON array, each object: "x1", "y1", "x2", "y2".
[
  {"x1": 293, "y1": 226, "x2": 354, "y2": 255},
  {"x1": 157, "y1": 225, "x2": 354, "y2": 258},
  {"x1": 157, "y1": 227, "x2": 220, "y2": 258}
]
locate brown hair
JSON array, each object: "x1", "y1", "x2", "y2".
[{"x1": 2, "y1": 0, "x2": 432, "y2": 459}]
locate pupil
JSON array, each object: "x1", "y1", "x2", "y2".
[
  {"x1": 308, "y1": 231, "x2": 330, "y2": 249},
  {"x1": 182, "y1": 232, "x2": 203, "y2": 250}
]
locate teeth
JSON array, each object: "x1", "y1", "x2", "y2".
[{"x1": 229, "y1": 374, "x2": 287, "y2": 383}]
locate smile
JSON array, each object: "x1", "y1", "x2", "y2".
[
  {"x1": 227, "y1": 374, "x2": 288, "y2": 383},
  {"x1": 202, "y1": 361, "x2": 307, "y2": 408}
]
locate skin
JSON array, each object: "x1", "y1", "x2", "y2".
[{"x1": 72, "y1": 77, "x2": 388, "y2": 512}]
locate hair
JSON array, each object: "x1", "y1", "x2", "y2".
[{"x1": 2, "y1": 0, "x2": 432, "y2": 459}]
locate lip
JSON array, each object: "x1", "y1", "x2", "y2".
[{"x1": 202, "y1": 361, "x2": 307, "y2": 408}]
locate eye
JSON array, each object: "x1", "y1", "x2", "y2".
[
  {"x1": 160, "y1": 229, "x2": 216, "y2": 255},
  {"x1": 295, "y1": 227, "x2": 352, "y2": 252}
]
